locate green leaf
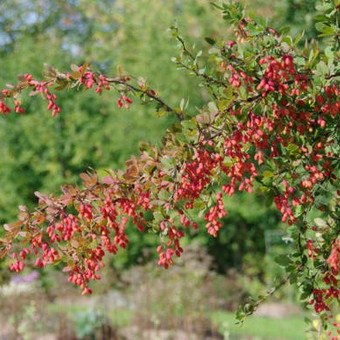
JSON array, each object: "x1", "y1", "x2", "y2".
[
  {"x1": 300, "y1": 290, "x2": 311, "y2": 301},
  {"x1": 160, "y1": 156, "x2": 177, "y2": 172},
  {"x1": 324, "y1": 46, "x2": 334, "y2": 65},
  {"x1": 274, "y1": 254, "x2": 290, "y2": 267},
  {"x1": 261, "y1": 171, "x2": 274, "y2": 186},
  {"x1": 315, "y1": 22, "x2": 335, "y2": 36},
  {"x1": 313, "y1": 14, "x2": 328, "y2": 22},
  {"x1": 287, "y1": 143, "x2": 300, "y2": 156},
  {"x1": 315, "y1": 3, "x2": 333, "y2": 12},
  {"x1": 158, "y1": 189, "x2": 171, "y2": 201},
  {"x1": 54, "y1": 84, "x2": 66, "y2": 91},
  {"x1": 318, "y1": 26, "x2": 336, "y2": 37},
  {"x1": 293, "y1": 205, "x2": 304, "y2": 217},
  {"x1": 262, "y1": 171, "x2": 274, "y2": 178},
  {"x1": 314, "y1": 218, "x2": 327, "y2": 228},
  {"x1": 280, "y1": 27, "x2": 291, "y2": 36},
  {"x1": 153, "y1": 209, "x2": 166, "y2": 222},
  {"x1": 204, "y1": 37, "x2": 216, "y2": 45},
  {"x1": 154, "y1": 110, "x2": 168, "y2": 117},
  {"x1": 255, "y1": 185, "x2": 270, "y2": 194},
  {"x1": 193, "y1": 199, "x2": 206, "y2": 211},
  {"x1": 293, "y1": 30, "x2": 305, "y2": 46},
  {"x1": 210, "y1": 2, "x2": 224, "y2": 10},
  {"x1": 289, "y1": 272, "x2": 299, "y2": 284},
  {"x1": 181, "y1": 118, "x2": 197, "y2": 130}
]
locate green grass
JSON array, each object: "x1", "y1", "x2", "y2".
[
  {"x1": 108, "y1": 308, "x2": 132, "y2": 328},
  {"x1": 212, "y1": 311, "x2": 307, "y2": 340}
]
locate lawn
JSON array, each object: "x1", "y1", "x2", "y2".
[{"x1": 212, "y1": 311, "x2": 307, "y2": 340}]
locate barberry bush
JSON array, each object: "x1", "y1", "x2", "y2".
[{"x1": 0, "y1": 0, "x2": 339, "y2": 336}]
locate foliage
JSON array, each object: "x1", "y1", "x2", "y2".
[
  {"x1": 0, "y1": 0, "x2": 339, "y2": 336},
  {"x1": 72, "y1": 308, "x2": 114, "y2": 339},
  {"x1": 252, "y1": 0, "x2": 321, "y2": 41}
]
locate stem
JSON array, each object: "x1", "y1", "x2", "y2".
[
  {"x1": 177, "y1": 61, "x2": 229, "y2": 87},
  {"x1": 175, "y1": 34, "x2": 229, "y2": 88},
  {"x1": 106, "y1": 78, "x2": 174, "y2": 113}
]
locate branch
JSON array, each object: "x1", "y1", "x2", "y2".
[
  {"x1": 0, "y1": 64, "x2": 181, "y2": 120},
  {"x1": 105, "y1": 77, "x2": 175, "y2": 114}
]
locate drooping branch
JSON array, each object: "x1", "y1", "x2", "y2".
[{"x1": 0, "y1": 63, "x2": 179, "y2": 119}]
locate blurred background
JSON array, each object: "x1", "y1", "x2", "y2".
[{"x1": 0, "y1": 0, "x2": 322, "y2": 339}]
